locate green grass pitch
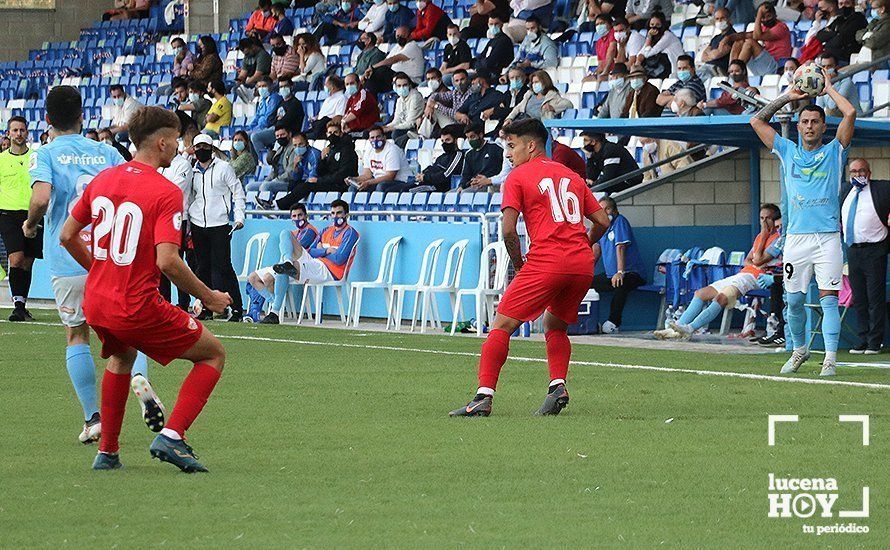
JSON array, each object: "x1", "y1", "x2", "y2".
[{"x1": 1, "y1": 310, "x2": 887, "y2": 547}]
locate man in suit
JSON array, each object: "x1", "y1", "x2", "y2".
[
  {"x1": 841, "y1": 158, "x2": 890, "y2": 354},
  {"x1": 624, "y1": 65, "x2": 663, "y2": 119}
]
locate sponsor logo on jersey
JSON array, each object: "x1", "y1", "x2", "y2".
[{"x1": 56, "y1": 154, "x2": 108, "y2": 166}]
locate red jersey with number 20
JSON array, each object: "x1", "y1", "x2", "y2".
[
  {"x1": 71, "y1": 161, "x2": 185, "y2": 328},
  {"x1": 501, "y1": 156, "x2": 600, "y2": 275}
]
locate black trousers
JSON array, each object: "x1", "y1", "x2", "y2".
[
  {"x1": 770, "y1": 276, "x2": 785, "y2": 337},
  {"x1": 159, "y1": 248, "x2": 196, "y2": 310},
  {"x1": 848, "y1": 240, "x2": 888, "y2": 349},
  {"x1": 591, "y1": 272, "x2": 645, "y2": 326},
  {"x1": 191, "y1": 224, "x2": 243, "y2": 314},
  {"x1": 276, "y1": 178, "x2": 349, "y2": 210}
]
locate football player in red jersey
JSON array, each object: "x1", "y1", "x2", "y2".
[
  {"x1": 450, "y1": 119, "x2": 610, "y2": 417},
  {"x1": 60, "y1": 107, "x2": 232, "y2": 473}
]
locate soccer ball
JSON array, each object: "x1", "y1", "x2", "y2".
[{"x1": 793, "y1": 63, "x2": 825, "y2": 97}]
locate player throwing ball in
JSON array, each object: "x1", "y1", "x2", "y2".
[
  {"x1": 60, "y1": 107, "x2": 232, "y2": 472},
  {"x1": 449, "y1": 119, "x2": 610, "y2": 417},
  {"x1": 750, "y1": 67, "x2": 855, "y2": 377}
]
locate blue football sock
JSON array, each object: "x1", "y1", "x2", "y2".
[
  {"x1": 131, "y1": 352, "x2": 148, "y2": 378},
  {"x1": 65, "y1": 344, "x2": 98, "y2": 421},
  {"x1": 257, "y1": 287, "x2": 274, "y2": 302},
  {"x1": 278, "y1": 229, "x2": 294, "y2": 259},
  {"x1": 272, "y1": 274, "x2": 290, "y2": 312},
  {"x1": 691, "y1": 301, "x2": 724, "y2": 330},
  {"x1": 819, "y1": 295, "x2": 840, "y2": 354},
  {"x1": 678, "y1": 296, "x2": 706, "y2": 325},
  {"x1": 786, "y1": 292, "x2": 807, "y2": 350}
]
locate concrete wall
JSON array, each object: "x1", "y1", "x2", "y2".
[{"x1": 0, "y1": 0, "x2": 110, "y2": 62}]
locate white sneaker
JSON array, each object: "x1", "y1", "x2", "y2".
[
  {"x1": 819, "y1": 360, "x2": 837, "y2": 377},
  {"x1": 780, "y1": 348, "x2": 811, "y2": 374},
  {"x1": 668, "y1": 320, "x2": 693, "y2": 340},
  {"x1": 601, "y1": 320, "x2": 618, "y2": 334},
  {"x1": 78, "y1": 420, "x2": 101, "y2": 444},
  {"x1": 864, "y1": 348, "x2": 881, "y2": 355},
  {"x1": 131, "y1": 375, "x2": 167, "y2": 433},
  {"x1": 653, "y1": 328, "x2": 680, "y2": 340}
]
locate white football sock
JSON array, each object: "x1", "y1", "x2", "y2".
[
  {"x1": 476, "y1": 387, "x2": 495, "y2": 396},
  {"x1": 160, "y1": 428, "x2": 182, "y2": 440}
]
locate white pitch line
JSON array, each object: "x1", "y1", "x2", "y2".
[{"x1": 217, "y1": 334, "x2": 890, "y2": 391}]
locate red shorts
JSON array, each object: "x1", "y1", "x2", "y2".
[
  {"x1": 497, "y1": 266, "x2": 593, "y2": 324},
  {"x1": 90, "y1": 300, "x2": 204, "y2": 366}
]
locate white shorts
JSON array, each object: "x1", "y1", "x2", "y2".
[
  {"x1": 782, "y1": 233, "x2": 843, "y2": 293},
  {"x1": 296, "y1": 255, "x2": 335, "y2": 284},
  {"x1": 254, "y1": 266, "x2": 275, "y2": 281},
  {"x1": 51, "y1": 275, "x2": 87, "y2": 328},
  {"x1": 710, "y1": 272, "x2": 758, "y2": 297}
]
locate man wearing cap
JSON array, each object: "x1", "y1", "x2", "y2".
[
  {"x1": 624, "y1": 65, "x2": 663, "y2": 118},
  {"x1": 598, "y1": 63, "x2": 633, "y2": 119}
]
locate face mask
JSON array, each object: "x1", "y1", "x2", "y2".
[
  {"x1": 233, "y1": 140, "x2": 246, "y2": 152},
  {"x1": 716, "y1": 21, "x2": 729, "y2": 31},
  {"x1": 294, "y1": 218, "x2": 307, "y2": 228},
  {"x1": 594, "y1": 24, "x2": 608, "y2": 37},
  {"x1": 279, "y1": 86, "x2": 291, "y2": 98},
  {"x1": 114, "y1": 97, "x2": 125, "y2": 106},
  {"x1": 526, "y1": 31, "x2": 538, "y2": 42},
  {"x1": 607, "y1": 214, "x2": 614, "y2": 221},
  {"x1": 295, "y1": 145, "x2": 308, "y2": 156},
  {"x1": 851, "y1": 176, "x2": 869, "y2": 188},
  {"x1": 670, "y1": 100, "x2": 680, "y2": 114},
  {"x1": 341, "y1": 1, "x2": 351, "y2": 11},
  {"x1": 276, "y1": 137, "x2": 290, "y2": 147},
  {"x1": 469, "y1": 83, "x2": 482, "y2": 94},
  {"x1": 442, "y1": 141, "x2": 457, "y2": 153},
  {"x1": 174, "y1": 46, "x2": 184, "y2": 55},
  {"x1": 677, "y1": 70, "x2": 692, "y2": 82},
  {"x1": 427, "y1": 79, "x2": 440, "y2": 92},
  {"x1": 273, "y1": 45, "x2": 287, "y2": 56},
  {"x1": 371, "y1": 138, "x2": 385, "y2": 150},
  {"x1": 630, "y1": 78, "x2": 644, "y2": 90},
  {"x1": 487, "y1": 25, "x2": 500, "y2": 38},
  {"x1": 448, "y1": 36, "x2": 459, "y2": 46},
  {"x1": 327, "y1": 133, "x2": 341, "y2": 144},
  {"x1": 334, "y1": 216, "x2": 346, "y2": 227},
  {"x1": 373, "y1": 0, "x2": 383, "y2": 4},
  {"x1": 583, "y1": 143, "x2": 596, "y2": 153},
  {"x1": 388, "y1": 4, "x2": 399, "y2": 12},
  {"x1": 188, "y1": 92, "x2": 200, "y2": 102},
  {"x1": 195, "y1": 148, "x2": 213, "y2": 162},
  {"x1": 469, "y1": 138, "x2": 483, "y2": 150},
  {"x1": 258, "y1": 87, "x2": 270, "y2": 98},
  {"x1": 608, "y1": 77, "x2": 625, "y2": 90},
  {"x1": 395, "y1": 86, "x2": 409, "y2": 97},
  {"x1": 839, "y1": 6, "x2": 854, "y2": 16},
  {"x1": 397, "y1": 36, "x2": 408, "y2": 46},
  {"x1": 730, "y1": 73, "x2": 745, "y2": 83},
  {"x1": 761, "y1": 18, "x2": 777, "y2": 27},
  {"x1": 532, "y1": 82, "x2": 543, "y2": 94},
  {"x1": 509, "y1": 78, "x2": 523, "y2": 90},
  {"x1": 346, "y1": 84, "x2": 358, "y2": 96},
  {"x1": 613, "y1": 31, "x2": 627, "y2": 41}
]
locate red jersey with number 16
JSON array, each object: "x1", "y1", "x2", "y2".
[
  {"x1": 501, "y1": 156, "x2": 600, "y2": 275},
  {"x1": 71, "y1": 161, "x2": 184, "y2": 328}
]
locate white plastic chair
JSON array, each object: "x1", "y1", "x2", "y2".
[
  {"x1": 236, "y1": 232, "x2": 270, "y2": 282},
  {"x1": 387, "y1": 239, "x2": 445, "y2": 331},
  {"x1": 347, "y1": 236, "x2": 402, "y2": 327},
  {"x1": 414, "y1": 239, "x2": 470, "y2": 333},
  {"x1": 297, "y1": 237, "x2": 361, "y2": 325},
  {"x1": 451, "y1": 242, "x2": 510, "y2": 336}
]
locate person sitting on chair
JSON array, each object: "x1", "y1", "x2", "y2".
[
  {"x1": 247, "y1": 204, "x2": 320, "y2": 325},
  {"x1": 655, "y1": 203, "x2": 783, "y2": 340},
  {"x1": 273, "y1": 199, "x2": 360, "y2": 289}
]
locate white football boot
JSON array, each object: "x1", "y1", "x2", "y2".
[
  {"x1": 780, "y1": 348, "x2": 811, "y2": 374},
  {"x1": 131, "y1": 375, "x2": 167, "y2": 433}
]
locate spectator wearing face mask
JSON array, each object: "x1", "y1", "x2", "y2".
[
  {"x1": 698, "y1": 59, "x2": 760, "y2": 115},
  {"x1": 156, "y1": 38, "x2": 196, "y2": 97},
  {"x1": 636, "y1": 12, "x2": 685, "y2": 79},
  {"x1": 292, "y1": 33, "x2": 327, "y2": 92},
  {"x1": 608, "y1": 16, "x2": 645, "y2": 68},
  {"x1": 624, "y1": 65, "x2": 663, "y2": 118},
  {"x1": 440, "y1": 25, "x2": 472, "y2": 85},
  {"x1": 459, "y1": 122, "x2": 503, "y2": 190},
  {"x1": 454, "y1": 73, "x2": 506, "y2": 126},
  {"x1": 641, "y1": 88, "x2": 704, "y2": 179},
  {"x1": 383, "y1": 73, "x2": 424, "y2": 147},
  {"x1": 512, "y1": 17, "x2": 559, "y2": 72},
  {"x1": 815, "y1": 53, "x2": 862, "y2": 116},
  {"x1": 349, "y1": 125, "x2": 413, "y2": 192},
  {"x1": 354, "y1": 33, "x2": 386, "y2": 82},
  {"x1": 412, "y1": 0, "x2": 453, "y2": 42},
  {"x1": 234, "y1": 36, "x2": 272, "y2": 103},
  {"x1": 341, "y1": 73, "x2": 381, "y2": 135},
  {"x1": 384, "y1": 0, "x2": 415, "y2": 43},
  {"x1": 598, "y1": 63, "x2": 633, "y2": 119},
  {"x1": 697, "y1": 8, "x2": 737, "y2": 80},
  {"x1": 246, "y1": 0, "x2": 278, "y2": 40},
  {"x1": 589, "y1": 14, "x2": 618, "y2": 81},
  {"x1": 656, "y1": 55, "x2": 706, "y2": 108},
  {"x1": 710, "y1": 0, "x2": 755, "y2": 25},
  {"x1": 98, "y1": 127, "x2": 132, "y2": 161},
  {"x1": 108, "y1": 85, "x2": 143, "y2": 141},
  {"x1": 247, "y1": 77, "x2": 283, "y2": 134},
  {"x1": 504, "y1": 70, "x2": 573, "y2": 124},
  {"x1": 472, "y1": 16, "x2": 515, "y2": 78},
  {"x1": 269, "y1": 33, "x2": 300, "y2": 81},
  {"x1": 491, "y1": 67, "x2": 529, "y2": 123},
  {"x1": 420, "y1": 69, "x2": 472, "y2": 137},
  {"x1": 626, "y1": 0, "x2": 673, "y2": 30},
  {"x1": 251, "y1": 77, "x2": 306, "y2": 153},
  {"x1": 462, "y1": 0, "x2": 512, "y2": 40},
  {"x1": 314, "y1": 0, "x2": 364, "y2": 45},
  {"x1": 177, "y1": 80, "x2": 212, "y2": 129},
  {"x1": 777, "y1": 58, "x2": 810, "y2": 113},
  {"x1": 249, "y1": 124, "x2": 296, "y2": 196},
  {"x1": 307, "y1": 76, "x2": 348, "y2": 139},
  {"x1": 203, "y1": 80, "x2": 233, "y2": 139},
  {"x1": 467, "y1": 128, "x2": 511, "y2": 191},
  {"x1": 257, "y1": 132, "x2": 322, "y2": 201},
  {"x1": 365, "y1": 26, "x2": 425, "y2": 94},
  {"x1": 229, "y1": 130, "x2": 259, "y2": 184},
  {"x1": 801, "y1": 0, "x2": 867, "y2": 64},
  {"x1": 271, "y1": 3, "x2": 294, "y2": 36},
  {"x1": 357, "y1": 0, "x2": 389, "y2": 35},
  {"x1": 505, "y1": 0, "x2": 555, "y2": 43},
  {"x1": 259, "y1": 121, "x2": 359, "y2": 210},
  {"x1": 857, "y1": 0, "x2": 890, "y2": 63},
  {"x1": 412, "y1": 124, "x2": 466, "y2": 193},
  {"x1": 731, "y1": 3, "x2": 792, "y2": 76},
  {"x1": 191, "y1": 35, "x2": 224, "y2": 88},
  {"x1": 581, "y1": 131, "x2": 641, "y2": 191}
]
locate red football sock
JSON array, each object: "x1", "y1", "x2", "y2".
[
  {"x1": 545, "y1": 330, "x2": 571, "y2": 383},
  {"x1": 477, "y1": 329, "x2": 511, "y2": 390},
  {"x1": 165, "y1": 363, "x2": 221, "y2": 437},
  {"x1": 99, "y1": 370, "x2": 130, "y2": 454}
]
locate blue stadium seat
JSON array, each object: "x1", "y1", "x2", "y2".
[
  {"x1": 488, "y1": 192, "x2": 502, "y2": 212},
  {"x1": 471, "y1": 193, "x2": 489, "y2": 213},
  {"x1": 410, "y1": 192, "x2": 428, "y2": 211},
  {"x1": 425, "y1": 192, "x2": 444, "y2": 212},
  {"x1": 457, "y1": 192, "x2": 474, "y2": 212}
]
